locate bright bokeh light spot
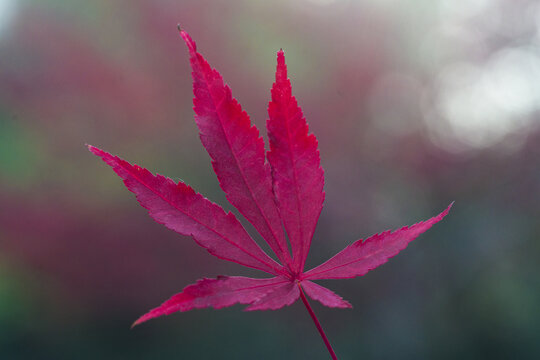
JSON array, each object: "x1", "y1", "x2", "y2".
[
  {"x1": 483, "y1": 48, "x2": 540, "y2": 115},
  {"x1": 301, "y1": 0, "x2": 347, "y2": 5},
  {"x1": 425, "y1": 47, "x2": 540, "y2": 151},
  {"x1": 439, "y1": 0, "x2": 489, "y2": 21},
  {"x1": 0, "y1": 0, "x2": 16, "y2": 36}
]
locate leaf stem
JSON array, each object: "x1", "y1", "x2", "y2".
[{"x1": 297, "y1": 283, "x2": 338, "y2": 360}]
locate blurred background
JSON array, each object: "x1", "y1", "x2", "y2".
[{"x1": 0, "y1": 0, "x2": 539, "y2": 359}]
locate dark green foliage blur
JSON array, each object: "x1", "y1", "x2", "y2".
[{"x1": 0, "y1": 0, "x2": 539, "y2": 359}]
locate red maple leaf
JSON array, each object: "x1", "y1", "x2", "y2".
[{"x1": 89, "y1": 28, "x2": 452, "y2": 359}]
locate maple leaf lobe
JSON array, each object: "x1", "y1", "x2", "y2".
[
  {"x1": 267, "y1": 48, "x2": 325, "y2": 274},
  {"x1": 180, "y1": 29, "x2": 293, "y2": 269}
]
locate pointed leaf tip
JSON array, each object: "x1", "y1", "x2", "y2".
[
  {"x1": 130, "y1": 319, "x2": 142, "y2": 329},
  {"x1": 87, "y1": 144, "x2": 102, "y2": 156},
  {"x1": 276, "y1": 49, "x2": 285, "y2": 64},
  {"x1": 179, "y1": 28, "x2": 196, "y2": 53},
  {"x1": 275, "y1": 50, "x2": 287, "y2": 82},
  {"x1": 131, "y1": 312, "x2": 154, "y2": 328}
]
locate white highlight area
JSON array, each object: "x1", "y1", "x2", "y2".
[
  {"x1": 426, "y1": 47, "x2": 540, "y2": 150},
  {"x1": 0, "y1": 0, "x2": 16, "y2": 36},
  {"x1": 301, "y1": 0, "x2": 347, "y2": 5}
]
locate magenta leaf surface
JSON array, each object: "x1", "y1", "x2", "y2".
[
  {"x1": 245, "y1": 281, "x2": 300, "y2": 311},
  {"x1": 303, "y1": 203, "x2": 453, "y2": 280},
  {"x1": 301, "y1": 281, "x2": 352, "y2": 309},
  {"x1": 180, "y1": 31, "x2": 292, "y2": 268},
  {"x1": 88, "y1": 145, "x2": 285, "y2": 276},
  {"x1": 89, "y1": 29, "x2": 452, "y2": 352},
  {"x1": 133, "y1": 276, "x2": 288, "y2": 326},
  {"x1": 267, "y1": 50, "x2": 325, "y2": 274}
]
